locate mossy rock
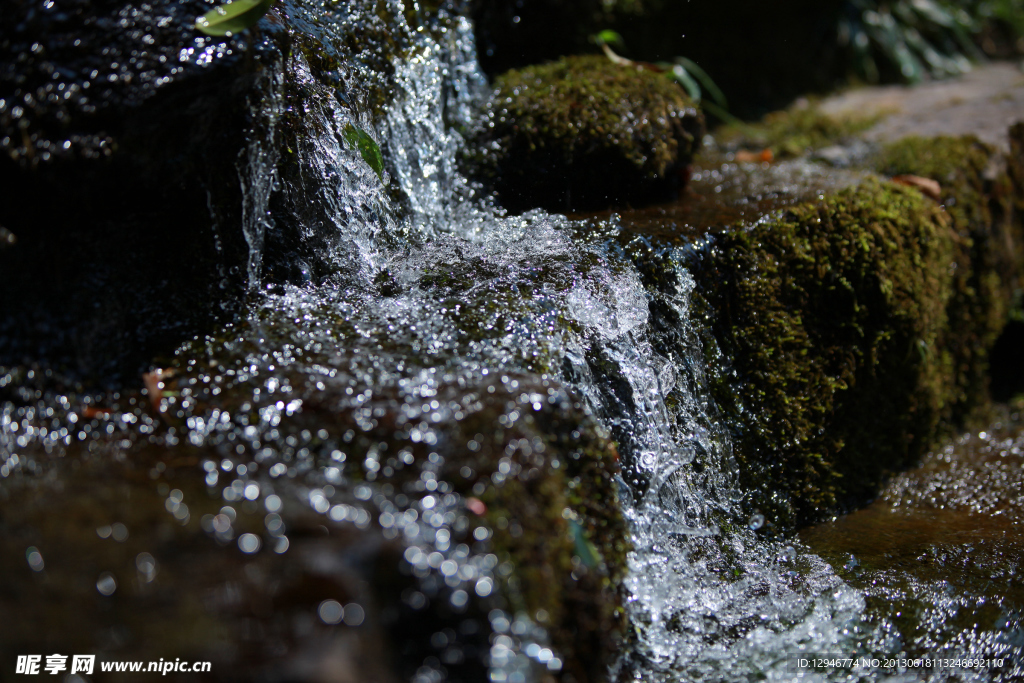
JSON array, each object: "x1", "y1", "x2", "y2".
[
  {"x1": 716, "y1": 101, "x2": 882, "y2": 159},
  {"x1": 474, "y1": 55, "x2": 704, "y2": 213},
  {"x1": 688, "y1": 132, "x2": 1023, "y2": 528},
  {"x1": 875, "y1": 134, "x2": 1023, "y2": 413}
]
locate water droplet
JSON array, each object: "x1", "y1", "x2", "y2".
[
  {"x1": 136, "y1": 552, "x2": 157, "y2": 581},
  {"x1": 778, "y1": 545, "x2": 796, "y2": 563},
  {"x1": 318, "y1": 599, "x2": 344, "y2": 624},
  {"x1": 25, "y1": 547, "x2": 44, "y2": 572},
  {"x1": 748, "y1": 513, "x2": 765, "y2": 530},
  {"x1": 343, "y1": 603, "x2": 365, "y2": 626},
  {"x1": 238, "y1": 533, "x2": 261, "y2": 553},
  {"x1": 273, "y1": 536, "x2": 290, "y2": 554},
  {"x1": 96, "y1": 572, "x2": 117, "y2": 596}
]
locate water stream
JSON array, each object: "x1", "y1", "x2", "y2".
[{"x1": 1, "y1": 1, "x2": 1022, "y2": 681}]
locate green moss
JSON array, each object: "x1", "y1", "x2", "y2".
[
  {"x1": 455, "y1": 407, "x2": 627, "y2": 682},
  {"x1": 717, "y1": 102, "x2": 882, "y2": 158},
  {"x1": 476, "y1": 54, "x2": 704, "y2": 211},
  {"x1": 695, "y1": 180, "x2": 964, "y2": 526},
  {"x1": 876, "y1": 135, "x2": 1023, "y2": 423},
  {"x1": 688, "y1": 130, "x2": 1024, "y2": 527}
]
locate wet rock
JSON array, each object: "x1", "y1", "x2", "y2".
[
  {"x1": 598, "y1": 77, "x2": 1024, "y2": 528},
  {"x1": 0, "y1": 0, "x2": 451, "y2": 382},
  {"x1": 818, "y1": 62, "x2": 1024, "y2": 153},
  {"x1": 0, "y1": 371, "x2": 626, "y2": 683},
  {"x1": 800, "y1": 409, "x2": 1024, "y2": 663},
  {"x1": 0, "y1": 460, "x2": 419, "y2": 682},
  {"x1": 0, "y1": 0, "x2": 255, "y2": 381},
  {"x1": 472, "y1": 55, "x2": 704, "y2": 213},
  {"x1": 0, "y1": 206, "x2": 632, "y2": 682},
  {"x1": 620, "y1": 68, "x2": 1024, "y2": 527},
  {"x1": 691, "y1": 128, "x2": 1024, "y2": 527}
]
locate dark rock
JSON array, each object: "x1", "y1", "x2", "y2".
[
  {"x1": 0, "y1": 0, "x2": 450, "y2": 384},
  {"x1": 472, "y1": 55, "x2": 704, "y2": 213},
  {"x1": 0, "y1": 346, "x2": 628, "y2": 683},
  {"x1": 0, "y1": 0, "x2": 258, "y2": 382}
]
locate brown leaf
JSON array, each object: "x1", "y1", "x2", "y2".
[
  {"x1": 891, "y1": 174, "x2": 941, "y2": 201},
  {"x1": 142, "y1": 368, "x2": 175, "y2": 413},
  {"x1": 735, "y1": 148, "x2": 774, "y2": 164},
  {"x1": 465, "y1": 497, "x2": 487, "y2": 516}
]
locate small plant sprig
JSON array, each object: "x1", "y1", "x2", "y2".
[
  {"x1": 195, "y1": 0, "x2": 275, "y2": 36},
  {"x1": 193, "y1": 2, "x2": 387, "y2": 184},
  {"x1": 343, "y1": 124, "x2": 386, "y2": 183},
  {"x1": 590, "y1": 30, "x2": 736, "y2": 123}
]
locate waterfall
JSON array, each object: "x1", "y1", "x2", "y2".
[
  {"x1": 5, "y1": 1, "x2": 1020, "y2": 680},
  {"x1": 227, "y1": 3, "x2": 887, "y2": 680}
]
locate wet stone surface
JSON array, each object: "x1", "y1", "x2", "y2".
[
  {"x1": 819, "y1": 62, "x2": 1024, "y2": 153},
  {"x1": 0, "y1": 208, "x2": 632, "y2": 682},
  {"x1": 801, "y1": 407, "x2": 1024, "y2": 674}
]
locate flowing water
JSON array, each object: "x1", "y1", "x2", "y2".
[{"x1": 1, "y1": 1, "x2": 1022, "y2": 681}]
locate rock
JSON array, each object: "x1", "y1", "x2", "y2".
[
  {"x1": 0, "y1": 207, "x2": 633, "y2": 682},
  {"x1": 472, "y1": 55, "x2": 704, "y2": 213},
  {"x1": 800, "y1": 409, "x2": 1024, "y2": 660},
  {"x1": 0, "y1": 367, "x2": 626, "y2": 682},
  {"x1": 599, "y1": 78, "x2": 1024, "y2": 527},
  {"x1": 0, "y1": 0, "x2": 449, "y2": 382},
  {"x1": 0, "y1": 0, "x2": 255, "y2": 381},
  {"x1": 817, "y1": 62, "x2": 1024, "y2": 152},
  {"x1": 711, "y1": 136, "x2": 1022, "y2": 526}
]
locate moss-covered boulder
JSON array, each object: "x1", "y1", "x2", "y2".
[
  {"x1": 686, "y1": 132, "x2": 1024, "y2": 528},
  {"x1": 474, "y1": 55, "x2": 704, "y2": 213},
  {"x1": 715, "y1": 101, "x2": 882, "y2": 159}
]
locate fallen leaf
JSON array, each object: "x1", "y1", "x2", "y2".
[
  {"x1": 81, "y1": 406, "x2": 111, "y2": 419},
  {"x1": 891, "y1": 174, "x2": 941, "y2": 201},
  {"x1": 195, "y1": 0, "x2": 274, "y2": 36},
  {"x1": 735, "y1": 148, "x2": 774, "y2": 163},
  {"x1": 143, "y1": 368, "x2": 175, "y2": 413}
]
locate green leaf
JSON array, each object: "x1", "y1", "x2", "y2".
[
  {"x1": 569, "y1": 519, "x2": 603, "y2": 570},
  {"x1": 674, "y1": 57, "x2": 728, "y2": 108},
  {"x1": 668, "y1": 64, "x2": 702, "y2": 102},
  {"x1": 592, "y1": 29, "x2": 626, "y2": 49},
  {"x1": 343, "y1": 124, "x2": 385, "y2": 182},
  {"x1": 196, "y1": 0, "x2": 274, "y2": 37}
]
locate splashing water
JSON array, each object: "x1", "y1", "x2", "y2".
[{"x1": 240, "y1": 5, "x2": 895, "y2": 680}]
